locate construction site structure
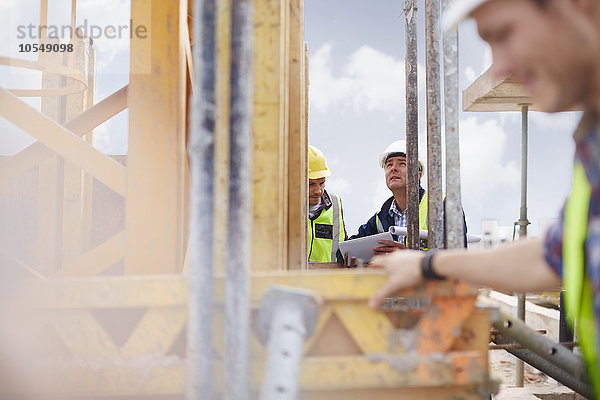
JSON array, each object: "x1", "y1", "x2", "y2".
[{"x1": 0, "y1": 0, "x2": 590, "y2": 399}]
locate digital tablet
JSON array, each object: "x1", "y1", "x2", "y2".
[{"x1": 338, "y1": 232, "x2": 394, "y2": 263}]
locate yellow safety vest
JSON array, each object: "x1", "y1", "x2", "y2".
[
  {"x1": 308, "y1": 193, "x2": 345, "y2": 263},
  {"x1": 563, "y1": 163, "x2": 600, "y2": 398},
  {"x1": 375, "y1": 193, "x2": 429, "y2": 234}
]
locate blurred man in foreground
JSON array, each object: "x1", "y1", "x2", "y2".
[{"x1": 369, "y1": 0, "x2": 600, "y2": 395}]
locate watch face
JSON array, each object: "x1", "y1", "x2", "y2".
[{"x1": 315, "y1": 223, "x2": 333, "y2": 239}]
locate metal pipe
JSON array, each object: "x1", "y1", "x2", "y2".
[
  {"x1": 493, "y1": 334, "x2": 592, "y2": 398},
  {"x1": 489, "y1": 342, "x2": 577, "y2": 350},
  {"x1": 260, "y1": 302, "x2": 306, "y2": 399},
  {"x1": 256, "y1": 286, "x2": 321, "y2": 400},
  {"x1": 404, "y1": 0, "x2": 419, "y2": 250},
  {"x1": 186, "y1": 0, "x2": 217, "y2": 398},
  {"x1": 441, "y1": 0, "x2": 464, "y2": 250},
  {"x1": 518, "y1": 104, "x2": 530, "y2": 239},
  {"x1": 516, "y1": 292, "x2": 526, "y2": 387},
  {"x1": 516, "y1": 104, "x2": 530, "y2": 386},
  {"x1": 226, "y1": 0, "x2": 254, "y2": 398},
  {"x1": 491, "y1": 309, "x2": 588, "y2": 380},
  {"x1": 425, "y1": 0, "x2": 444, "y2": 249}
]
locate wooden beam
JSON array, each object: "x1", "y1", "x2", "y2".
[
  {"x1": 35, "y1": 42, "x2": 64, "y2": 275},
  {"x1": 0, "y1": 85, "x2": 127, "y2": 189},
  {"x1": 126, "y1": 0, "x2": 187, "y2": 273},
  {"x1": 0, "y1": 88, "x2": 127, "y2": 196},
  {"x1": 20, "y1": 272, "x2": 477, "y2": 309},
  {"x1": 462, "y1": 68, "x2": 535, "y2": 112},
  {"x1": 14, "y1": 354, "x2": 486, "y2": 396},
  {"x1": 252, "y1": 0, "x2": 289, "y2": 270},
  {"x1": 56, "y1": 231, "x2": 125, "y2": 277},
  {"x1": 62, "y1": 35, "x2": 95, "y2": 264},
  {"x1": 287, "y1": 0, "x2": 307, "y2": 270}
]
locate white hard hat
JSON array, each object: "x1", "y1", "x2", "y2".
[
  {"x1": 379, "y1": 140, "x2": 407, "y2": 168},
  {"x1": 379, "y1": 140, "x2": 424, "y2": 172},
  {"x1": 442, "y1": 0, "x2": 489, "y2": 31}
]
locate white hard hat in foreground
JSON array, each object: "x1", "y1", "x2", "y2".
[{"x1": 442, "y1": 0, "x2": 489, "y2": 31}]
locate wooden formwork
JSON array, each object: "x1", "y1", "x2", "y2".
[
  {"x1": 3, "y1": 273, "x2": 491, "y2": 399},
  {"x1": 0, "y1": 0, "x2": 308, "y2": 277}
]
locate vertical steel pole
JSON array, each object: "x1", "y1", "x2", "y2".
[
  {"x1": 405, "y1": 0, "x2": 420, "y2": 250},
  {"x1": 186, "y1": 0, "x2": 217, "y2": 398},
  {"x1": 425, "y1": 0, "x2": 444, "y2": 249},
  {"x1": 516, "y1": 104, "x2": 530, "y2": 387},
  {"x1": 518, "y1": 105, "x2": 530, "y2": 240},
  {"x1": 226, "y1": 0, "x2": 254, "y2": 398},
  {"x1": 442, "y1": 0, "x2": 464, "y2": 249}
]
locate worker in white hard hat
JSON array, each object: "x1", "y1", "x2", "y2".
[
  {"x1": 369, "y1": 1, "x2": 600, "y2": 397},
  {"x1": 350, "y1": 140, "x2": 466, "y2": 253},
  {"x1": 308, "y1": 145, "x2": 347, "y2": 264}
]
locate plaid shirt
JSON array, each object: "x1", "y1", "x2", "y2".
[
  {"x1": 389, "y1": 200, "x2": 407, "y2": 242},
  {"x1": 544, "y1": 110, "x2": 600, "y2": 348}
]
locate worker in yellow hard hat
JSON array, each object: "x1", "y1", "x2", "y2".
[{"x1": 308, "y1": 145, "x2": 347, "y2": 264}]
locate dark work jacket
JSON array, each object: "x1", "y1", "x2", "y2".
[{"x1": 349, "y1": 186, "x2": 468, "y2": 248}]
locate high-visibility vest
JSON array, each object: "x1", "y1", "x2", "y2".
[
  {"x1": 308, "y1": 193, "x2": 345, "y2": 263},
  {"x1": 563, "y1": 162, "x2": 600, "y2": 398},
  {"x1": 375, "y1": 193, "x2": 429, "y2": 234}
]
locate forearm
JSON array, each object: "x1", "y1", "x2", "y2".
[{"x1": 435, "y1": 238, "x2": 562, "y2": 292}]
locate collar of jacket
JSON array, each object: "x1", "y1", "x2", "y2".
[
  {"x1": 380, "y1": 186, "x2": 426, "y2": 214},
  {"x1": 310, "y1": 190, "x2": 333, "y2": 220}
]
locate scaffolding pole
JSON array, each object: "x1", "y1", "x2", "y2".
[
  {"x1": 186, "y1": 0, "x2": 217, "y2": 397},
  {"x1": 405, "y1": 0, "x2": 420, "y2": 250},
  {"x1": 425, "y1": 0, "x2": 443, "y2": 249},
  {"x1": 492, "y1": 310, "x2": 591, "y2": 397},
  {"x1": 516, "y1": 104, "x2": 530, "y2": 387},
  {"x1": 225, "y1": 0, "x2": 254, "y2": 398},
  {"x1": 441, "y1": 0, "x2": 464, "y2": 249}
]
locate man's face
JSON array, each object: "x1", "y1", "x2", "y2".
[
  {"x1": 385, "y1": 155, "x2": 407, "y2": 192},
  {"x1": 309, "y1": 177, "x2": 326, "y2": 206},
  {"x1": 473, "y1": 0, "x2": 597, "y2": 112}
]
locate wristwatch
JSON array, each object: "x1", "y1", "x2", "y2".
[{"x1": 420, "y1": 249, "x2": 445, "y2": 280}]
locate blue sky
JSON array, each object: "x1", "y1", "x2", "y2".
[{"x1": 1, "y1": 0, "x2": 581, "y2": 240}]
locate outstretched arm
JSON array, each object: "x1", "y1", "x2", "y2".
[{"x1": 368, "y1": 238, "x2": 562, "y2": 308}]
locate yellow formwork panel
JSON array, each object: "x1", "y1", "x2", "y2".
[{"x1": 6, "y1": 273, "x2": 490, "y2": 398}]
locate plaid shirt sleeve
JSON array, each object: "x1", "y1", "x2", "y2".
[{"x1": 543, "y1": 207, "x2": 564, "y2": 277}]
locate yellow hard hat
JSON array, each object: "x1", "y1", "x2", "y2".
[{"x1": 308, "y1": 145, "x2": 331, "y2": 179}]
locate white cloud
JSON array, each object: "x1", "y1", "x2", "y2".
[
  {"x1": 310, "y1": 43, "x2": 425, "y2": 115},
  {"x1": 326, "y1": 176, "x2": 350, "y2": 198},
  {"x1": 463, "y1": 66, "x2": 476, "y2": 83},
  {"x1": 92, "y1": 123, "x2": 112, "y2": 153},
  {"x1": 459, "y1": 117, "x2": 520, "y2": 201},
  {"x1": 77, "y1": 0, "x2": 131, "y2": 75}
]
